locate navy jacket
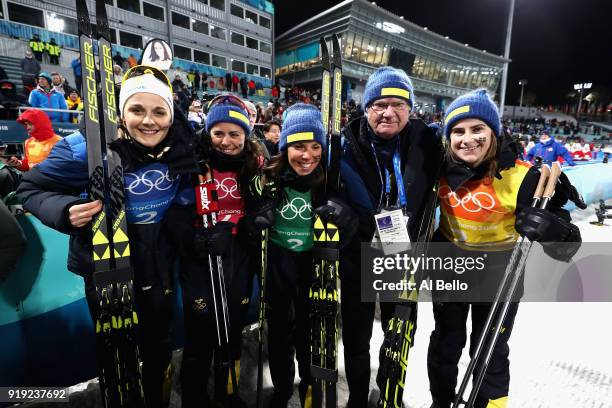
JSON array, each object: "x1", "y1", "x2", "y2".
[{"x1": 340, "y1": 116, "x2": 443, "y2": 244}]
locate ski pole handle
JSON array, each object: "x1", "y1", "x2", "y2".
[
  {"x1": 540, "y1": 161, "x2": 562, "y2": 209},
  {"x1": 531, "y1": 164, "x2": 550, "y2": 207}
]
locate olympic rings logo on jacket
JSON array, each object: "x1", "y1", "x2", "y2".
[
  {"x1": 125, "y1": 169, "x2": 177, "y2": 195},
  {"x1": 279, "y1": 197, "x2": 312, "y2": 221},
  {"x1": 438, "y1": 185, "x2": 503, "y2": 214}
]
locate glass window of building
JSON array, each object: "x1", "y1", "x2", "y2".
[
  {"x1": 259, "y1": 15, "x2": 271, "y2": 29},
  {"x1": 117, "y1": 0, "x2": 140, "y2": 13},
  {"x1": 173, "y1": 45, "x2": 192, "y2": 60},
  {"x1": 105, "y1": 0, "x2": 113, "y2": 5},
  {"x1": 343, "y1": 32, "x2": 354, "y2": 59},
  {"x1": 232, "y1": 60, "x2": 245, "y2": 72},
  {"x1": 8, "y1": 3, "x2": 44, "y2": 27},
  {"x1": 119, "y1": 31, "x2": 142, "y2": 49},
  {"x1": 260, "y1": 42, "x2": 271, "y2": 54},
  {"x1": 194, "y1": 50, "x2": 210, "y2": 65},
  {"x1": 351, "y1": 33, "x2": 363, "y2": 61},
  {"x1": 172, "y1": 12, "x2": 190, "y2": 29},
  {"x1": 193, "y1": 20, "x2": 209, "y2": 35},
  {"x1": 209, "y1": 0, "x2": 225, "y2": 11},
  {"x1": 212, "y1": 54, "x2": 227, "y2": 68},
  {"x1": 143, "y1": 2, "x2": 165, "y2": 22},
  {"x1": 231, "y1": 32, "x2": 245, "y2": 46},
  {"x1": 46, "y1": 12, "x2": 78, "y2": 36},
  {"x1": 246, "y1": 63, "x2": 258, "y2": 75},
  {"x1": 230, "y1": 4, "x2": 243, "y2": 18},
  {"x1": 260, "y1": 67, "x2": 271, "y2": 78},
  {"x1": 244, "y1": 10, "x2": 258, "y2": 24},
  {"x1": 246, "y1": 37, "x2": 258, "y2": 50},
  {"x1": 210, "y1": 25, "x2": 226, "y2": 40}
]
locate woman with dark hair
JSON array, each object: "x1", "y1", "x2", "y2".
[
  {"x1": 172, "y1": 94, "x2": 265, "y2": 407},
  {"x1": 243, "y1": 104, "x2": 357, "y2": 407},
  {"x1": 148, "y1": 40, "x2": 172, "y2": 62},
  {"x1": 428, "y1": 89, "x2": 582, "y2": 408}
]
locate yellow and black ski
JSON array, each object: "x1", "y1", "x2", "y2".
[
  {"x1": 309, "y1": 34, "x2": 342, "y2": 408},
  {"x1": 77, "y1": 0, "x2": 144, "y2": 406}
]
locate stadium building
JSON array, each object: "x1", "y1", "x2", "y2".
[
  {"x1": 0, "y1": 0, "x2": 274, "y2": 87},
  {"x1": 275, "y1": 0, "x2": 508, "y2": 112}
]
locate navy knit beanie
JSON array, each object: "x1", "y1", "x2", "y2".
[
  {"x1": 205, "y1": 102, "x2": 252, "y2": 136},
  {"x1": 279, "y1": 103, "x2": 326, "y2": 151},
  {"x1": 444, "y1": 89, "x2": 501, "y2": 138},
  {"x1": 362, "y1": 67, "x2": 414, "y2": 109}
]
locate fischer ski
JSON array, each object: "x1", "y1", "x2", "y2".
[
  {"x1": 76, "y1": 0, "x2": 145, "y2": 407},
  {"x1": 309, "y1": 34, "x2": 342, "y2": 408}
]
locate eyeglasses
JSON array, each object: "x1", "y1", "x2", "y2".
[
  {"x1": 122, "y1": 65, "x2": 172, "y2": 90},
  {"x1": 206, "y1": 94, "x2": 247, "y2": 112},
  {"x1": 369, "y1": 101, "x2": 408, "y2": 113}
]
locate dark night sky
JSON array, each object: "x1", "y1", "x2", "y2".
[{"x1": 274, "y1": 0, "x2": 611, "y2": 106}]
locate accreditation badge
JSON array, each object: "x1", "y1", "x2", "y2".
[{"x1": 373, "y1": 208, "x2": 411, "y2": 255}]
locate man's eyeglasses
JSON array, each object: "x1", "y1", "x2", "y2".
[
  {"x1": 369, "y1": 101, "x2": 408, "y2": 113},
  {"x1": 123, "y1": 65, "x2": 172, "y2": 90},
  {"x1": 206, "y1": 94, "x2": 247, "y2": 113}
]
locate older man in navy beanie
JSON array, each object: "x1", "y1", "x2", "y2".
[{"x1": 338, "y1": 66, "x2": 443, "y2": 407}]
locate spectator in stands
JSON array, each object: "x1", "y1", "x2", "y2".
[
  {"x1": 232, "y1": 73, "x2": 239, "y2": 92},
  {"x1": 71, "y1": 57, "x2": 82, "y2": 94},
  {"x1": 65, "y1": 89, "x2": 83, "y2": 124},
  {"x1": 29, "y1": 34, "x2": 45, "y2": 62},
  {"x1": 248, "y1": 78, "x2": 256, "y2": 96},
  {"x1": 45, "y1": 38, "x2": 61, "y2": 65},
  {"x1": 171, "y1": 74, "x2": 186, "y2": 93},
  {"x1": 28, "y1": 72, "x2": 68, "y2": 123},
  {"x1": 0, "y1": 140, "x2": 22, "y2": 199},
  {"x1": 187, "y1": 99, "x2": 205, "y2": 129},
  {"x1": 113, "y1": 65, "x2": 123, "y2": 86},
  {"x1": 8, "y1": 109, "x2": 62, "y2": 171},
  {"x1": 0, "y1": 80, "x2": 27, "y2": 120},
  {"x1": 225, "y1": 72, "x2": 232, "y2": 91},
  {"x1": 526, "y1": 131, "x2": 576, "y2": 166},
  {"x1": 201, "y1": 71, "x2": 208, "y2": 92},
  {"x1": 51, "y1": 72, "x2": 72, "y2": 96},
  {"x1": 127, "y1": 54, "x2": 138, "y2": 68},
  {"x1": 262, "y1": 119, "x2": 281, "y2": 156},
  {"x1": 0, "y1": 66, "x2": 7, "y2": 81},
  {"x1": 192, "y1": 70, "x2": 200, "y2": 97},
  {"x1": 239, "y1": 76, "x2": 248, "y2": 98},
  {"x1": 20, "y1": 50, "x2": 41, "y2": 93},
  {"x1": 113, "y1": 51, "x2": 125, "y2": 68}
]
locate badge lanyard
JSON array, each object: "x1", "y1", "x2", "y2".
[{"x1": 381, "y1": 143, "x2": 407, "y2": 209}]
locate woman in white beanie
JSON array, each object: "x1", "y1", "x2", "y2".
[{"x1": 18, "y1": 65, "x2": 201, "y2": 408}]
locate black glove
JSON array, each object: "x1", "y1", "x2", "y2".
[
  {"x1": 196, "y1": 221, "x2": 235, "y2": 257},
  {"x1": 515, "y1": 207, "x2": 581, "y2": 262},
  {"x1": 250, "y1": 199, "x2": 277, "y2": 230},
  {"x1": 314, "y1": 196, "x2": 359, "y2": 245}
]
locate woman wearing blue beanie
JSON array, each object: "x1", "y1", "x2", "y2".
[
  {"x1": 170, "y1": 94, "x2": 266, "y2": 407},
  {"x1": 427, "y1": 89, "x2": 582, "y2": 408},
  {"x1": 242, "y1": 103, "x2": 357, "y2": 407}
]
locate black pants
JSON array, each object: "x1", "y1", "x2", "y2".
[
  {"x1": 180, "y1": 237, "x2": 252, "y2": 408},
  {"x1": 49, "y1": 55, "x2": 59, "y2": 65},
  {"x1": 265, "y1": 243, "x2": 313, "y2": 405},
  {"x1": 427, "y1": 302, "x2": 519, "y2": 408},
  {"x1": 340, "y1": 248, "x2": 395, "y2": 408},
  {"x1": 84, "y1": 274, "x2": 173, "y2": 408}
]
